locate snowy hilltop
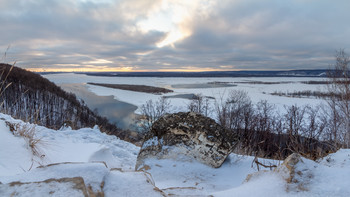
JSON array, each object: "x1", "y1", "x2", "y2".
[{"x1": 0, "y1": 113, "x2": 350, "y2": 196}]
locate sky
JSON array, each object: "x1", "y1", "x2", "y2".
[{"x1": 1, "y1": 0, "x2": 350, "y2": 72}]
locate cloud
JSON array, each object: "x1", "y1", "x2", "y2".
[
  {"x1": 0, "y1": 0, "x2": 349, "y2": 71},
  {"x1": 170, "y1": 0, "x2": 350, "y2": 70}
]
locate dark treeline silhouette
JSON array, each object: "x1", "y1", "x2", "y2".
[
  {"x1": 80, "y1": 69, "x2": 328, "y2": 78},
  {"x1": 0, "y1": 63, "x2": 140, "y2": 143},
  {"x1": 270, "y1": 90, "x2": 341, "y2": 99}
]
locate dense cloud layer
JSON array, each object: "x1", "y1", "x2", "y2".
[{"x1": 1, "y1": 0, "x2": 349, "y2": 71}]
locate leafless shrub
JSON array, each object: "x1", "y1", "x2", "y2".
[
  {"x1": 253, "y1": 100, "x2": 275, "y2": 133},
  {"x1": 215, "y1": 90, "x2": 253, "y2": 131},
  {"x1": 303, "y1": 105, "x2": 326, "y2": 140},
  {"x1": 187, "y1": 93, "x2": 212, "y2": 117},
  {"x1": 281, "y1": 104, "x2": 334, "y2": 159},
  {"x1": 320, "y1": 102, "x2": 342, "y2": 146},
  {"x1": 215, "y1": 93, "x2": 334, "y2": 160},
  {"x1": 284, "y1": 105, "x2": 307, "y2": 137},
  {"x1": 138, "y1": 97, "x2": 172, "y2": 133}
]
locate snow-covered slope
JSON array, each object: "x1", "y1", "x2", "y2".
[{"x1": 1, "y1": 113, "x2": 349, "y2": 196}]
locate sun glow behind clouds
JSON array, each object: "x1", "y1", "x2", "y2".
[
  {"x1": 82, "y1": 59, "x2": 113, "y2": 64},
  {"x1": 137, "y1": 0, "x2": 210, "y2": 48}
]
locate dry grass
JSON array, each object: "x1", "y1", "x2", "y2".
[
  {"x1": 1, "y1": 46, "x2": 15, "y2": 108},
  {"x1": 0, "y1": 63, "x2": 14, "y2": 107},
  {"x1": 7, "y1": 122, "x2": 46, "y2": 159},
  {"x1": 18, "y1": 124, "x2": 44, "y2": 158}
]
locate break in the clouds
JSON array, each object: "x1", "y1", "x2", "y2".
[{"x1": 1, "y1": 0, "x2": 350, "y2": 71}]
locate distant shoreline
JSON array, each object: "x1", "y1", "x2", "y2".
[{"x1": 38, "y1": 69, "x2": 329, "y2": 78}]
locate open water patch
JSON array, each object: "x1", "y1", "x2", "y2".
[{"x1": 60, "y1": 83, "x2": 137, "y2": 129}]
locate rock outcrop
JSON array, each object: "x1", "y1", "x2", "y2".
[
  {"x1": 0, "y1": 177, "x2": 90, "y2": 197},
  {"x1": 136, "y1": 112, "x2": 237, "y2": 169}
]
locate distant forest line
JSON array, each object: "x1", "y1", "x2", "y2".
[{"x1": 39, "y1": 69, "x2": 329, "y2": 78}]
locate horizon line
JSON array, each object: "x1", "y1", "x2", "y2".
[{"x1": 31, "y1": 68, "x2": 329, "y2": 73}]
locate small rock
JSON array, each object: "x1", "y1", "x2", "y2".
[{"x1": 275, "y1": 153, "x2": 313, "y2": 191}]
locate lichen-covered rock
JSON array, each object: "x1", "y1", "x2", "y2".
[{"x1": 136, "y1": 112, "x2": 237, "y2": 169}]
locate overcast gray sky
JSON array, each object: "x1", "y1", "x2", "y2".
[{"x1": 1, "y1": 0, "x2": 349, "y2": 72}]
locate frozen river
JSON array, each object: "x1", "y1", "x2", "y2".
[{"x1": 43, "y1": 73, "x2": 328, "y2": 129}]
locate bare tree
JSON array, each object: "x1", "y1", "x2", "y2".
[
  {"x1": 253, "y1": 100, "x2": 275, "y2": 133},
  {"x1": 214, "y1": 91, "x2": 230, "y2": 128},
  {"x1": 321, "y1": 101, "x2": 341, "y2": 144},
  {"x1": 284, "y1": 105, "x2": 307, "y2": 137},
  {"x1": 327, "y1": 49, "x2": 350, "y2": 147},
  {"x1": 187, "y1": 93, "x2": 212, "y2": 117},
  {"x1": 283, "y1": 104, "x2": 308, "y2": 155},
  {"x1": 139, "y1": 97, "x2": 171, "y2": 133},
  {"x1": 215, "y1": 90, "x2": 253, "y2": 131},
  {"x1": 303, "y1": 105, "x2": 326, "y2": 141}
]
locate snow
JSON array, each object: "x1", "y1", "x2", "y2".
[
  {"x1": 213, "y1": 172, "x2": 287, "y2": 197},
  {"x1": 103, "y1": 170, "x2": 163, "y2": 197},
  {"x1": 0, "y1": 121, "x2": 33, "y2": 176},
  {"x1": 1, "y1": 113, "x2": 350, "y2": 196}
]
